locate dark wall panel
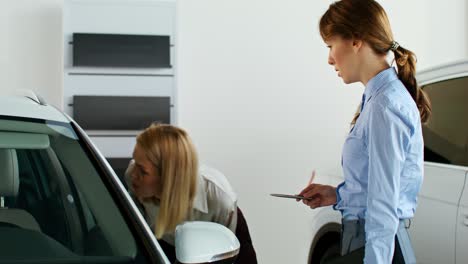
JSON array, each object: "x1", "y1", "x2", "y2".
[
  {"x1": 73, "y1": 96, "x2": 170, "y2": 130},
  {"x1": 73, "y1": 33, "x2": 171, "y2": 68},
  {"x1": 107, "y1": 157, "x2": 132, "y2": 188}
]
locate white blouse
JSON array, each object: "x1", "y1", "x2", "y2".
[{"x1": 126, "y1": 161, "x2": 238, "y2": 245}]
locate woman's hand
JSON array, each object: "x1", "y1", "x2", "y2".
[{"x1": 297, "y1": 184, "x2": 337, "y2": 209}]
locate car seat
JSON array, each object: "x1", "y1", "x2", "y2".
[{"x1": 0, "y1": 148, "x2": 41, "y2": 232}]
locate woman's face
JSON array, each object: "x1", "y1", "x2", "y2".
[
  {"x1": 131, "y1": 144, "x2": 162, "y2": 199},
  {"x1": 325, "y1": 36, "x2": 359, "y2": 84}
]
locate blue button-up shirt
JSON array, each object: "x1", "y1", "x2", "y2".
[{"x1": 334, "y1": 67, "x2": 424, "y2": 263}]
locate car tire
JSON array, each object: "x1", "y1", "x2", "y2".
[
  {"x1": 318, "y1": 241, "x2": 340, "y2": 264},
  {"x1": 309, "y1": 224, "x2": 341, "y2": 264}
]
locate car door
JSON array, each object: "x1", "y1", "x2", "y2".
[
  {"x1": 457, "y1": 170, "x2": 468, "y2": 264},
  {"x1": 410, "y1": 165, "x2": 465, "y2": 264},
  {"x1": 0, "y1": 117, "x2": 168, "y2": 263},
  {"x1": 410, "y1": 70, "x2": 468, "y2": 264}
]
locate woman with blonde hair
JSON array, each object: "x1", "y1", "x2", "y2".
[
  {"x1": 298, "y1": 0, "x2": 431, "y2": 263},
  {"x1": 126, "y1": 123, "x2": 257, "y2": 263}
]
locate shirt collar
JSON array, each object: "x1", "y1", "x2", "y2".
[
  {"x1": 363, "y1": 67, "x2": 399, "y2": 104},
  {"x1": 192, "y1": 174, "x2": 209, "y2": 214}
]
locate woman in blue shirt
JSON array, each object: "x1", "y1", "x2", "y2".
[{"x1": 298, "y1": 1, "x2": 431, "y2": 263}]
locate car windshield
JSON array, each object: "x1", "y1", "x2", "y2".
[{"x1": 0, "y1": 116, "x2": 160, "y2": 263}]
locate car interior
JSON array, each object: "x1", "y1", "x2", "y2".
[
  {"x1": 0, "y1": 119, "x2": 149, "y2": 263},
  {"x1": 422, "y1": 77, "x2": 468, "y2": 167}
]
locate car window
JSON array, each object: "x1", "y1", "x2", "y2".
[
  {"x1": 422, "y1": 76, "x2": 468, "y2": 166},
  {"x1": 0, "y1": 118, "x2": 154, "y2": 263}
]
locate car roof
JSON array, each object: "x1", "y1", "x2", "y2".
[
  {"x1": 417, "y1": 59, "x2": 468, "y2": 86},
  {"x1": 0, "y1": 94, "x2": 70, "y2": 123}
]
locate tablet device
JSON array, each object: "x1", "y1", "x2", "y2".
[{"x1": 270, "y1": 193, "x2": 313, "y2": 200}]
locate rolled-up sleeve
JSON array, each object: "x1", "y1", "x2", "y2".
[
  {"x1": 219, "y1": 200, "x2": 238, "y2": 233},
  {"x1": 208, "y1": 182, "x2": 238, "y2": 233},
  {"x1": 364, "y1": 104, "x2": 410, "y2": 263}
]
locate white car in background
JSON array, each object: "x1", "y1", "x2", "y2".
[
  {"x1": 306, "y1": 60, "x2": 468, "y2": 264},
  {"x1": 0, "y1": 91, "x2": 240, "y2": 264}
]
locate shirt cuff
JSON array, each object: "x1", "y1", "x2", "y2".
[{"x1": 333, "y1": 181, "x2": 345, "y2": 211}]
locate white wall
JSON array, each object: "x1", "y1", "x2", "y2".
[
  {"x1": 176, "y1": 0, "x2": 467, "y2": 263},
  {"x1": 0, "y1": 0, "x2": 467, "y2": 263},
  {"x1": 0, "y1": 7, "x2": 8, "y2": 89},
  {"x1": 384, "y1": 0, "x2": 467, "y2": 68},
  {"x1": 1, "y1": 0, "x2": 63, "y2": 108}
]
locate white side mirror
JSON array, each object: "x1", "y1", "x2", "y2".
[{"x1": 175, "y1": 221, "x2": 240, "y2": 264}]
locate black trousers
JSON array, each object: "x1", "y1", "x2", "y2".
[
  {"x1": 325, "y1": 236, "x2": 408, "y2": 264},
  {"x1": 159, "y1": 207, "x2": 257, "y2": 263},
  {"x1": 327, "y1": 219, "x2": 415, "y2": 264},
  {"x1": 235, "y1": 207, "x2": 258, "y2": 264}
]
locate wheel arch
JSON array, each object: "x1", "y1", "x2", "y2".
[{"x1": 308, "y1": 222, "x2": 341, "y2": 264}]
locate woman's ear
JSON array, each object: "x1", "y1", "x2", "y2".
[{"x1": 352, "y1": 39, "x2": 363, "y2": 53}]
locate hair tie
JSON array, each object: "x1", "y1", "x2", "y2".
[{"x1": 390, "y1": 41, "x2": 400, "y2": 51}]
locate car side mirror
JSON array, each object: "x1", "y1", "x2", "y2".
[{"x1": 175, "y1": 221, "x2": 240, "y2": 264}]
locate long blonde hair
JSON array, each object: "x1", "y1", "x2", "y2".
[
  {"x1": 136, "y1": 123, "x2": 198, "y2": 238},
  {"x1": 319, "y1": 0, "x2": 431, "y2": 124}
]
